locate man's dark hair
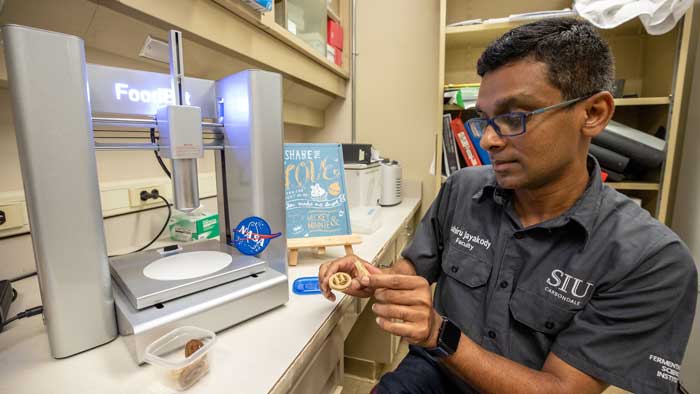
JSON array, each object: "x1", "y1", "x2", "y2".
[{"x1": 477, "y1": 18, "x2": 614, "y2": 100}]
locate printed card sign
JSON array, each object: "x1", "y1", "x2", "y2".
[{"x1": 284, "y1": 143, "x2": 351, "y2": 238}]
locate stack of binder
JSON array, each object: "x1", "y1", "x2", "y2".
[
  {"x1": 441, "y1": 109, "x2": 490, "y2": 177},
  {"x1": 442, "y1": 110, "x2": 665, "y2": 183},
  {"x1": 442, "y1": 114, "x2": 461, "y2": 176},
  {"x1": 590, "y1": 120, "x2": 666, "y2": 181}
]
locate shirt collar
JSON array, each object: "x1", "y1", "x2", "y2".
[
  {"x1": 565, "y1": 155, "x2": 604, "y2": 243},
  {"x1": 471, "y1": 172, "x2": 502, "y2": 203},
  {"x1": 472, "y1": 155, "x2": 604, "y2": 243}
]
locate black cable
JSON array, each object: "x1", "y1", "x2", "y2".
[
  {"x1": 131, "y1": 195, "x2": 172, "y2": 254},
  {"x1": 2, "y1": 305, "x2": 43, "y2": 330},
  {"x1": 11, "y1": 288, "x2": 17, "y2": 302},
  {"x1": 10, "y1": 272, "x2": 37, "y2": 283},
  {"x1": 107, "y1": 129, "x2": 173, "y2": 258},
  {"x1": 109, "y1": 194, "x2": 172, "y2": 257},
  {"x1": 150, "y1": 127, "x2": 172, "y2": 179}
]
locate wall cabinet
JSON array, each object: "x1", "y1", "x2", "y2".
[{"x1": 344, "y1": 212, "x2": 417, "y2": 379}]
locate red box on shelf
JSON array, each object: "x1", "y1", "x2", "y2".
[
  {"x1": 327, "y1": 18, "x2": 343, "y2": 50},
  {"x1": 334, "y1": 47, "x2": 342, "y2": 67}
]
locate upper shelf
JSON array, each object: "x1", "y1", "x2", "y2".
[
  {"x1": 606, "y1": 182, "x2": 660, "y2": 191},
  {"x1": 446, "y1": 17, "x2": 646, "y2": 49},
  {"x1": 443, "y1": 97, "x2": 670, "y2": 110},
  {"x1": 100, "y1": 0, "x2": 348, "y2": 97},
  {"x1": 0, "y1": 0, "x2": 348, "y2": 97},
  {"x1": 212, "y1": 0, "x2": 349, "y2": 79},
  {"x1": 327, "y1": 6, "x2": 341, "y2": 23},
  {"x1": 614, "y1": 97, "x2": 671, "y2": 106},
  {"x1": 0, "y1": 50, "x2": 7, "y2": 89}
]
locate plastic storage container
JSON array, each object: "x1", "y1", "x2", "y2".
[
  {"x1": 144, "y1": 326, "x2": 216, "y2": 391},
  {"x1": 285, "y1": 0, "x2": 327, "y2": 56}
]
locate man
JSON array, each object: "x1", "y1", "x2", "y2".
[{"x1": 319, "y1": 18, "x2": 697, "y2": 394}]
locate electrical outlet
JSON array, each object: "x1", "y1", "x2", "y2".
[
  {"x1": 128, "y1": 185, "x2": 170, "y2": 207},
  {"x1": 0, "y1": 203, "x2": 25, "y2": 230}
]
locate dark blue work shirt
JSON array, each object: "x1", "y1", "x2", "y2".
[{"x1": 402, "y1": 157, "x2": 697, "y2": 394}]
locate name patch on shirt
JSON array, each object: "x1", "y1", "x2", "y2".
[{"x1": 450, "y1": 225, "x2": 492, "y2": 252}]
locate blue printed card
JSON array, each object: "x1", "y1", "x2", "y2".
[{"x1": 284, "y1": 143, "x2": 351, "y2": 239}]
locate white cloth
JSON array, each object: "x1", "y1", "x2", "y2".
[{"x1": 574, "y1": 0, "x2": 693, "y2": 35}]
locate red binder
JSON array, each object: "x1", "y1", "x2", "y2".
[{"x1": 450, "y1": 117, "x2": 482, "y2": 167}]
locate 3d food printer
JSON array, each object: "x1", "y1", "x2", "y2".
[{"x1": 3, "y1": 24, "x2": 289, "y2": 363}]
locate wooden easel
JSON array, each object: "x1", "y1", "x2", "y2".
[{"x1": 287, "y1": 234, "x2": 362, "y2": 266}]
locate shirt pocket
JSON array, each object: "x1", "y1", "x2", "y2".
[
  {"x1": 441, "y1": 246, "x2": 491, "y2": 288},
  {"x1": 509, "y1": 287, "x2": 576, "y2": 335},
  {"x1": 438, "y1": 247, "x2": 492, "y2": 338},
  {"x1": 508, "y1": 287, "x2": 578, "y2": 369}
]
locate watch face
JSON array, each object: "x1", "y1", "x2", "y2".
[{"x1": 441, "y1": 320, "x2": 462, "y2": 353}]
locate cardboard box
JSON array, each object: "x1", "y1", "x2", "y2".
[
  {"x1": 169, "y1": 211, "x2": 219, "y2": 241},
  {"x1": 327, "y1": 18, "x2": 343, "y2": 50}
]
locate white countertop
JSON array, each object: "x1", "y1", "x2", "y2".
[{"x1": 0, "y1": 196, "x2": 421, "y2": 394}]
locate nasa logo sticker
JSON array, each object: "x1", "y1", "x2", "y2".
[{"x1": 232, "y1": 216, "x2": 282, "y2": 256}]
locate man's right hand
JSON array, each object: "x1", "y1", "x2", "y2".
[{"x1": 318, "y1": 255, "x2": 382, "y2": 301}]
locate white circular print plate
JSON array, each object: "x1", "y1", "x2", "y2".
[{"x1": 143, "y1": 251, "x2": 232, "y2": 281}]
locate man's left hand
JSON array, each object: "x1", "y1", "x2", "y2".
[{"x1": 361, "y1": 274, "x2": 442, "y2": 348}]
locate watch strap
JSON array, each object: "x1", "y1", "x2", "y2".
[{"x1": 425, "y1": 316, "x2": 460, "y2": 358}]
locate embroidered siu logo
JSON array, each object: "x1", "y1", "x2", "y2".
[{"x1": 546, "y1": 269, "x2": 594, "y2": 298}]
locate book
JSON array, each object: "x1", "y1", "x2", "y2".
[
  {"x1": 593, "y1": 120, "x2": 666, "y2": 169},
  {"x1": 589, "y1": 143, "x2": 630, "y2": 173},
  {"x1": 450, "y1": 116, "x2": 482, "y2": 167},
  {"x1": 464, "y1": 119, "x2": 491, "y2": 165},
  {"x1": 442, "y1": 114, "x2": 461, "y2": 176},
  {"x1": 444, "y1": 84, "x2": 480, "y2": 108},
  {"x1": 601, "y1": 167, "x2": 626, "y2": 182},
  {"x1": 456, "y1": 145, "x2": 468, "y2": 169}
]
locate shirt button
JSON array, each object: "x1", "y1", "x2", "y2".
[
  {"x1": 545, "y1": 321, "x2": 555, "y2": 330},
  {"x1": 499, "y1": 281, "x2": 509, "y2": 289},
  {"x1": 514, "y1": 232, "x2": 524, "y2": 239},
  {"x1": 451, "y1": 265, "x2": 459, "y2": 273},
  {"x1": 488, "y1": 330, "x2": 497, "y2": 339}
]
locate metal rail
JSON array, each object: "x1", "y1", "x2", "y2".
[
  {"x1": 91, "y1": 116, "x2": 224, "y2": 132},
  {"x1": 94, "y1": 142, "x2": 224, "y2": 151}
]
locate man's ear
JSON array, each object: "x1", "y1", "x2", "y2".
[{"x1": 581, "y1": 91, "x2": 615, "y2": 138}]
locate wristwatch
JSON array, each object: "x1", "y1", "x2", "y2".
[{"x1": 425, "y1": 316, "x2": 462, "y2": 358}]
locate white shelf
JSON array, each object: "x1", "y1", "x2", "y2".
[
  {"x1": 614, "y1": 97, "x2": 671, "y2": 106},
  {"x1": 607, "y1": 182, "x2": 660, "y2": 191},
  {"x1": 444, "y1": 97, "x2": 671, "y2": 110},
  {"x1": 327, "y1": 6, "x2": 341, "y2": 23},
  {"x1": 446, "y1": 17, "x2": 644, "y2": 49}
]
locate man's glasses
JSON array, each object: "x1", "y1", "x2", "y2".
[{"x1": 466, "y1": 94, "x2": 594, "y2": 138}]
